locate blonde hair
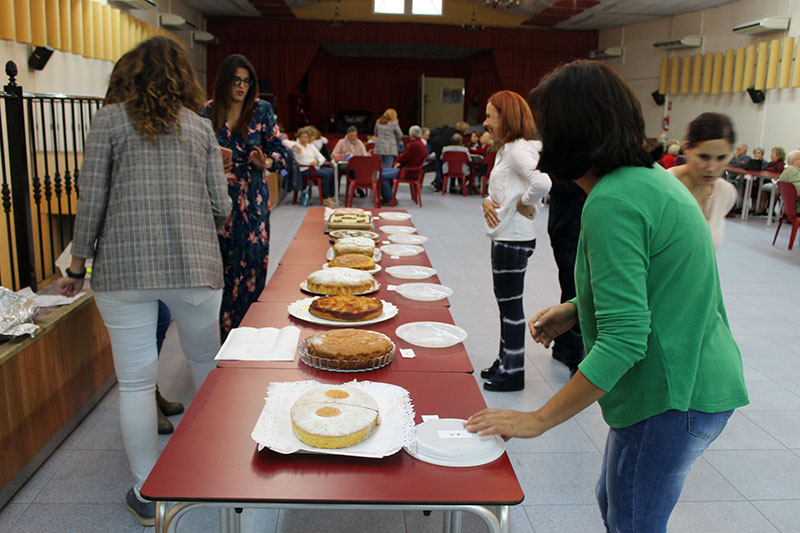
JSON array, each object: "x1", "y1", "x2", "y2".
[
  {"x1": 667, "y1": 144, "x2": 680, "y2": 155},
  {"x1": 378, "y1": 108, "x2": 398, "y2": 125}
]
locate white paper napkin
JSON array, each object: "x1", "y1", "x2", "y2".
[{"x1": 215, "y1": 326, "x2": 300, "y2": 361}]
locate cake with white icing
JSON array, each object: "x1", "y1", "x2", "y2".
[
  {"x1": 290, "y1": 385, "x2": 380, "y2": 449},
  {"x1": 304, "y1": 268, "x2": 376, "y2": 295}
]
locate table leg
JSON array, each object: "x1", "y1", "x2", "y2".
[
  {"x1": 155, "y1": 501, "x2": 168, "y2": 533},
  {"x1": 333, "y1": 163, "x2": 339, "y2": 206},
  {"x1": 498, "y1": 505, "x2": 510, "y2": 533},
  {"x1": 755, "y1": 177, "x2": 766, "y2": 216},
  {"x1": 443, "y1": 510, "x2": 452, "y2": 532},
  {"x1": 741, "y1": 175, "x2": 752, "y2": 221},
  {"x1": 219, "y1": 507, "x2": 241, "y2": 533},
  {"x1": 767, "y1": 180, "x2": 778, "y2": 227},
  {"x1": 450, "y1": 511, "x2": 462, "y2": 532}
]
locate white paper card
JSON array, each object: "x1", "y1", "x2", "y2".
[
  {"x1": 16, "y1": 287, "x2": 88, "y2": 307},
  {"x1": 421, "y1": 415, "x2": 439, "y2": 422},
  {"x1": 382, "y1": 240, "x2": 391, "y2": 244},
  {"x1": 400, "y1": 348, "x2": 416, "y2": 358},
  {"x1": 437, "y1": 429, "x2": 475, "y2": 439},
  {"x1": 391, "y1": 255, "x2": 399, "y2": 259},
  {"x1": 215, "y1": 326, "x2": 300, "y2": 361},
  {"x1": 387, "y1": 284, "x2": 397, "y2": 291}
]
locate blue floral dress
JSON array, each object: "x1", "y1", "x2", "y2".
[{"x1": 204, "y1": 100, "x2": 286, "y2": 338}]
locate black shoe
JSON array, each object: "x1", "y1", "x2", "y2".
[
  {"x1": 432, "y1": 186, "x2": 441, "y2": 193},
  {"x1": 356, "y1": 189, "x2": 366, "y2": 198},
  {"x1": 126, "y1": 488, "x2": 155, "y2": 527},
  {"x1": 480, "y1": 360, "x2": 500, "y2": 379},
  {"x1": 483, "y1": 375, "x2": 524, "y2": 392}
]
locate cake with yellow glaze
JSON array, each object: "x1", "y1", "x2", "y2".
[
  {"x1": 290, "y1": 385, "x2": 380, "y2": 449},
  {"x1": 327, "y1": 253, "x2": 376, "y2": 271},
  {"x1": 304, "y1": 268, "x2": 376, "y2": 295}
]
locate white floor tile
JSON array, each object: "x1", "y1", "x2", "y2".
[
  {"x1": 751, "y1": 499, "x2": 800, "y2": 532},
  {"x1": 667, "y1": 501, "x2": 778, "y2": 532},
  {"x1": 704, "y1": 450, "x2": 800, "y2": 500}
]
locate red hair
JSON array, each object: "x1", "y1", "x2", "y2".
[{"x1": 487, "y1": 90, "x2": 536, "y2": 143}]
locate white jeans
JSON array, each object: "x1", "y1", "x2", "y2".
[{"x1": 93, "y1": 287, "x2": 222, "y2": 493}]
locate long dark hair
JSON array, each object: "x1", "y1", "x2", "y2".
[
  {"x1": 209, "y1": 54, "x2": 259, "y2": 137},
  {"x1": 685, "y1": 112, "x2": 735, "y2": 148},
  {"x1": 527, "y1": 60, "x2": 652, "y2": 183},
  {"x1": 119, "y1": 37, "x2": 204, "y2": 142}
]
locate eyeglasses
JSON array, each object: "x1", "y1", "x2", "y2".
[{"x1": 232, "y1": 77, "x2": 252, "y2": 87}]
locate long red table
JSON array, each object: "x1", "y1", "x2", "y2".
[
  {"x1": 221, "y1": 301, "x2": 473, "y2": 373},
  {"x1": 141, "y1": 368, "x2": 523, "y2": 533}
]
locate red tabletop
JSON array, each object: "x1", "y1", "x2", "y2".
[
  {"x1": 141, "y1": 368, "x2": 523, "y2": 506},
  {"x1": 260, "y1": 263, "x2": 448, "y2": 308},
  {"x1": 226, "y1": 301, "x2": 473, "y2": 373}
]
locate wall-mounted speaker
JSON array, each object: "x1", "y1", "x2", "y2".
[
  {"x1": 746, "y1": 87, "x2": 765, "y2": 104},
  {"x1": 651, "y1": 90, "x2": 665, "y2": 106},
  {"x1": 28, "y1": 46, "x2": 54, "y2": 70}
]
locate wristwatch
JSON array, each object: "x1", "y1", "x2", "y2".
[{"x1": 65, "y1": 267, "x2": 86, "y2": 279}]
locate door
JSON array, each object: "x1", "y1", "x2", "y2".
[{"x1": 421, "y1": 75, "x2": 465, "y2": 129}]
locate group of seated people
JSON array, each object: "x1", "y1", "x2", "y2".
[{"x1": 282, "y1": 120, "x2": 497, "y2": 206}]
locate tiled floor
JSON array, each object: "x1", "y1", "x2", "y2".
[{"x1": 2, "y1": 178, "x2": 800, "y2": 532}]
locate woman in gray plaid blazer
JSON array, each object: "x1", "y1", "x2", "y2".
[{"x1": 58, "y1": 37, "x2": 231, "y2": 527}]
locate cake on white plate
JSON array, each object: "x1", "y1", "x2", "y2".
[
  {"x1": 333, "y1": 236, "x2": 375, "y2": 257},
  {"x1": 290, "y1": 385, "x2": 380, "y2": 449},
  {"x1": 304, "y1": 267, "x2": 376, "y2": 295}
]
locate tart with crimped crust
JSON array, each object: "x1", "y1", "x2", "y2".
[
  {"x1": 327, "y1": 253, "x2": 375, "y2": 271},
  {"x1": 309, "y1": 295, "x2": 383, "y2": 322}
]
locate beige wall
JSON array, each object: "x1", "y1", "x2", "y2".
[
  {"x1": 0, "y1": 0, "x2": 207, "y2": 97},
  {"x1": 599, "y1": 0, "x2": 800, "y2": 152}
]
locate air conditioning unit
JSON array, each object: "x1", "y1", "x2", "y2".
[
  {"x1": 159, "y1": 14, "x2": 196, "y2": 30},
  {"x1": 192, "y1": 31, "x2": 219, "y2": 45},
  {"x1": 733, "y1": 16, "x2": 790, "y2": 35},
  {"x1": 652, "y1": 36, "x2": 703, "y2": 50},
  {"x1": 108, "y1": 0, "x2": 156, "y2": 10},
  {"x1": 586, "y1": 46, "x2": 623, "y2": 60}
]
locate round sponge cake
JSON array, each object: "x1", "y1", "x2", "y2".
[{"x1": 290, "y1": 385, "x2": 380, "y2": 449}]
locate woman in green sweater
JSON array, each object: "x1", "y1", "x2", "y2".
[{"x1": 466, "y1": 61, "x2": 749, "y2": 532}]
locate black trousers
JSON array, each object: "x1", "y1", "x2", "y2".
[
  {"x1": 548, "y1": 189, "x2": 586, "y2": 368},
  {"x1": 491, "y1": 239, "x2": 536, "y2": 381}
]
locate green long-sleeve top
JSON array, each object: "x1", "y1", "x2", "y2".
[{"x1": 573, "y1": 165, "x2": 749, "y2": 428}]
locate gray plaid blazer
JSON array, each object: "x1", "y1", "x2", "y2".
[{"x1": 72, "y1": 104, "x2": 231, "y2": 291}]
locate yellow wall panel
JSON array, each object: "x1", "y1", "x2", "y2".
[
  {"x1": 658, "y1": 57, "x2": 668, "y2": 95},
  {"x1": 691, "y1": 53, "x2": 702, "y2": 94},
  {"x1": 111, "y1": 8, "x2": 120, "y2": 60},
  {"x1": 102, "y1": 4, "x2": 111, "y2": 60},
  {"x1": 755, "y1": 41, "x2": 768, "y2": 90},
  {"x1": 733, "y1": 47, "x2": 745, "y2": 92},
  {"x1": 680, "y1": 55, "x2": 691, "y2": 94},
  {"x1": 92, "y1": 1, "x2": 102, "y2": 60},
  {"x1": 69, "y1": 0, "x2": 81, "y2": 54},
  {"x1": 81, "y1": 0, "x2": 92, "y2": 57},
  {"x1": 44, "y1": 0, "x2": 60, "y2": 49},
  {"x1": 711, "y1": 52, "x2": 723, "y2": 95},
  {"x1": 120, "y1": 12, "x2": 130, "y2": 53},
  {"x1": 779, "y1": 37, "x2": 793, "y2": 88},
  {"x1": 743, "y1": 44, "x2": 756, "y2": 89},
  {"x1": 766, "y1": 39, "x2": 780, "y2": 89},
  {"x1": 29, "y1": 0, "x2": 46, "y2": 47},
  {"x1": 14, "y1": 0, "x2": 31, "y2": 44},
  {"x1": 58, "y1": 0, "x2": 70, "y2": 51},
  {"x1": 702, "y1": 52, "x2": 714, "y2": 94},
  {"x1": 721, "y1": 49, "x2": 734, "y2": 93},
  {"x1": 793, "y1": 39, "x2": 800, "y2": 87},
  {"x1": 669, "y1": 56, "x2": 680, "y2": 94},
  {"x1": 1, "y1": 0, "x2": 16, "y2": 41}
]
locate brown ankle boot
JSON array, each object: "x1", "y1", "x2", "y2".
[
  {"x1": 157, "y1": 405, "x2": 174, "y2": 434},
  {"x1": 156, "y1": 387, "x2": 184, "y2": 416}
]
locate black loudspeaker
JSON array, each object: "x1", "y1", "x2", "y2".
[
  {"x1": 28, "y1": 46, "x2": 54, "y2": 70},
  {"x1": 747, "y1": 87, "x2": 765, "y2": 104},
  {"x1": 651, "y1": 90, "x2": 665, "y2": 106}
]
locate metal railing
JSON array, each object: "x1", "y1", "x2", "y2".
[{"x1": 1, "y1": 60, "x2": 102, "y2": 291}]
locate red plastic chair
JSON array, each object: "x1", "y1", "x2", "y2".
[
  {"x1": 772, "y1": 181, "x2": 800, "y2": 250},
  {"x1": 478, "y1": 151, "x2": 497, "y2": 197},
  {"x1": 292, "y1": 166, "x2": 324, "y2": 205},
  {"x1": 391, "y1": 165, "x2": 424, "y2": 207},
  {"x1": 441, "y1": 151, "x2": 471, "y2": 196},
  {"x1": 345, "y1": 155, "x2": 382, "y2": 208}
]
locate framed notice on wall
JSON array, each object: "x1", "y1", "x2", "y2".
[{"x1": 441, "y1": 88, "x2": 463, "y2": 105}]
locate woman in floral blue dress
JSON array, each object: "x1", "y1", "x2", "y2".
[{"x1": 205, "y1": 55, "x2": 286, "y2": 338}]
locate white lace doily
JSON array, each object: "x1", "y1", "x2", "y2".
[{"x1": 251, "y1": 379, "x2": 416, "y2": 458}]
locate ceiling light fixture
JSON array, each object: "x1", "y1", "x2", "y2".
[
  {"x1": 463, "y1": 3, "x2": 485, "y2": 31},
  {"x1": 328, "y1": 1, "x2": 346, "y2": 26},
  {"x1": 485, "y1": 0, "x2": 519, "y2": 8}
]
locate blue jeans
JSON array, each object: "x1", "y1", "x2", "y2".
[
  {"x1": 302, "y1": 167, "x2": 335, "y2": 198},
  {"x1": 380, "y1": 154, "x2": 395, "y2": 168},
  {"x1": 597, "y1": 408, "x2": 733, "y2": 532},
  {"x1": 381, "y1": 168, "x2": 400, "y2": 201}
]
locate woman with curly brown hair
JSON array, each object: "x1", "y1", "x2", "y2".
[{"x1": 58, "y1": 36, "x2": 231, "y2": 526}]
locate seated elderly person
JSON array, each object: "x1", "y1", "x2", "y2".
[
  {"x1": 380, "y1": 125, "x2": 428, "y2": 204},
  {"x1": 283, "y1": 127, "x2": 337, "y2": 207},
  {"x1": 779, "y1": 150, "x2": 800, "y2": 211},
  {"x1": 441, "y1": 134, "x2": 472, "y2": 191},
  {"x1": 332, "y1": 126, "x2": 368, "y2": 160}
]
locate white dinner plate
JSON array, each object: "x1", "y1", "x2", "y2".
[
  {"x1": 385, "y1": 265, "x2": 438, "y2": 280},
  {"x1": 394, "y1": 321, "x2": 467, "y2": 348},
  {"x1": 395, "y1": 283, "x2": 453, "y2": 302},
  {"x1": 322, "y1": 263, "x2": 382, "y2": 275},
  {"x1": 287, "y1": 297, "x2": 398, "y2": 327},
  {"x1": 326, "y1": 247, "x2": 382, "y2": 262},
  {"x1": 299, "y1": 280, "x2": 380, "y2": 296},
  {"x1": 404, "y1": 418, "x2": 505, "y2": 468},
  {"x1": 380, "y1": 244, "x2": 424, "y2": 257},
  {"x1": 388, "y1": 234, "x2": 428, "y2": 245},
  {"x1": 379, "y1": 212, "x2": 412, "y2": 221},
  {"x1": 379, "y1": 225, "x2": 417, "y2": 235}
]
